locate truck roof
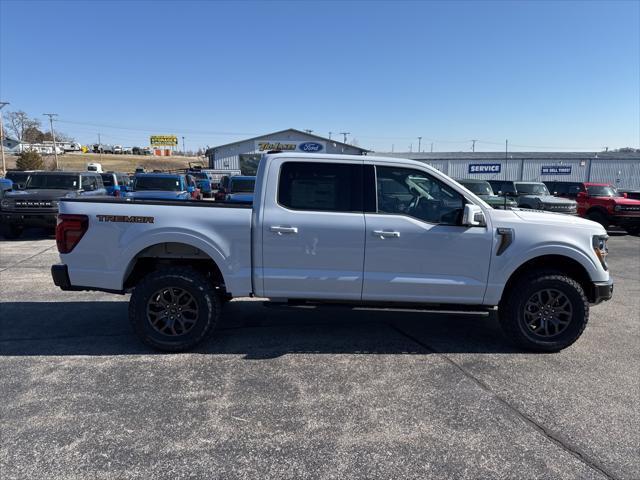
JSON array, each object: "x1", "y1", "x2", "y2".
[{"x1": 263, "y1": 152, "x2": 441, "y2": 174}]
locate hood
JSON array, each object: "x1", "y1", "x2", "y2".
[
  {"x1": 512, "y1": 209, "x2": 601, "y2": 230},
  {"x1": 480, "y1": 194, "x2": 518, "y2": 205},
  {"x1": 521, "y1": 194, "x2": 576, "y2": 205},
  {"x1": 226, "y1": 193, "x2": 254, "y2": 203},
  {"x1": 609, "y1": 196, "x2": 640, "y2": 206},
  {"x1": 4, "y1": 188, "x2": 73, "y2": 200},
  {"x1": 125, "y1": 190, "x2": 186, "y2": 200}
]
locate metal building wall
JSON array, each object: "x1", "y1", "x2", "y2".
[
  {"x1": 521, "y1": 159, "x2": 589, "y2": 182},
  {"x1": 589, "y1": 159, "x2": 640, "y2": 190},
  {"x1": 443, "y1": 159, "x2": 521, "y2": 180}
]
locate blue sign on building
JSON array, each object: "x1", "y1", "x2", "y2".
[
  {"x1": 541, "y1": 166, "x2": 572, "y2": 175},
  {"x1": 298, "y1": 142, "x2": 324, "y2": 152},
  {"x1": 468, "y1": 163, "x2": 501, "y2": 174}
]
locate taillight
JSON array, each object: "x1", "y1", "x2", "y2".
[{"x1": 56, "y1": 214, "x2": 89, "y2": 254}]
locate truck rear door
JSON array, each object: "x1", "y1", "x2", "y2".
[{"x1": 259, "y1": 158, "x2": 366, "y2": 300}]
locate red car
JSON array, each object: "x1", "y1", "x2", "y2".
[{"x1": 546, "y1": 181, "x2": 640, "y2": 235}]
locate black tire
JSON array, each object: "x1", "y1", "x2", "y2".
[
  {"x1": 587, "y1": 210, "x2": 609, "y2": 230},
  {"x1": 499, "y1": 271, "x2": 589, "y2": 352},
  {"x1": 624, "y1": 225, "x2": 640, "y2": 236},
  {"x1": 0, "y1": 223, "x2": 24, "y2": 239},
  {"x1": 129, "y1": 266, "x2": 221, "y2": 352}
]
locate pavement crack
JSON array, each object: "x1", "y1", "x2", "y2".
[
  {"x1": 388, "y1": 323, "x2": 620, "y2": 480},
  {"x1": 0, "y1": 245, "x2": 56, "y2": 273}
]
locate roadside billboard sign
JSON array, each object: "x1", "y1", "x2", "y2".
[{"x1": 150, "y1": 135, "x2": 178, "y2": 146}]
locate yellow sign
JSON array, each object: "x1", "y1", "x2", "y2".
[
  {"x1": 256, "y1": 141, "x2": 297, "y2": 152},
  {"x1": 150, "y1": 135, "x2": 178, "y2": 146}
]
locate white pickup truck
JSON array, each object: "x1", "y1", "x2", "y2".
[{"x1": 52, "y1": 153, "x2": 613, "y2": 352}]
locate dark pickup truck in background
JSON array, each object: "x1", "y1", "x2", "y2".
[{"x1": 0, "y1": 171, "x2": 106, "y2": 239}]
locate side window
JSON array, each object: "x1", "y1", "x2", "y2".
[
  {"x1": 94, "y1": 175, "x2": 104, "y2": 188},
  {"x1": 81, "y1": 175, "x2": 96, "y2": 191},
  {"x1": 278, "y1": 162, "x2": 363, "y2": 212},
  {"x1": 376, "y1": 166, "x2": 464, "y2": 225}
]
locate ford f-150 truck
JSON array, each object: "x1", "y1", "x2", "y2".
[{"x1": 51, "y1": 153, "x2": 613, "y2": 352}]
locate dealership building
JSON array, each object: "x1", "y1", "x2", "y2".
[
  {"x1": 205, "y1": 129, "x2": 370, "y2": 173},
  {"x1": 206, "y1": 130, "x2": 639, "y2": 189},
  {"x1": 379, "y1": 151, "x2": 640, "y2": 190}
]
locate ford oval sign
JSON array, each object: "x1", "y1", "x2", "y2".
[{"x1": 298, "y1": 142, "x2": 324, "y2": 152}]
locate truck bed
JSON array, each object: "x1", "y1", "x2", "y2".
[{"x1": 58, "y1": 197, "x2": 254, "y2": 296}]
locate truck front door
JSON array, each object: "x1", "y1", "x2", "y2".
[
  {"x1": 362, "y1": 163, "x2": 493, "y2": 304},
  {"x1": 260, "y1": 159, "x2": 366, "y2": 300}
]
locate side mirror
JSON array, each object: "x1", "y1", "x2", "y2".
[
  {"x1": 462, "y1": 204, "x2": 486, "y2": 227},
  {"x1": 623, "y1": 192, "x2": 628, "y2": 198}
]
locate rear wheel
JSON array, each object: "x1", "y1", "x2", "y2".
[
  {"x1": 0, "y1": 223, "x2": 24, "y2": 239},
  {"x1": 129, "y1": 266, "x2": 221, "y2": 351},
  {"x1": 499, "y1": 271, "x2": 589, "y2": 352},
  {"x1": 587, "y1": 210, "x2": 609, "y2": 229}
]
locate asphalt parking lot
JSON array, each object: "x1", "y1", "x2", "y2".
[{"x1": 0, "y1": 231, "x2": 638, "y2": 480}]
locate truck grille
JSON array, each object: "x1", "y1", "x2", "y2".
[
  {"x1": 620, "y1": 206, "x2": 640, "y2": 211},
  {"x1": 15, "y1": 200, "x2": 54, "y2": 208}
]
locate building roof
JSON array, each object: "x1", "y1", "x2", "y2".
[
  {"x1": 207, "y1": 128, "x2": 371, "y2": 154},
  {"x1": 373, "y1": 151, "x2": 640, "y2": 160}
]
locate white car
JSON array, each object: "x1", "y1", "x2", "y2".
[
  {"x1": 113, "y1": 145, "x2": 123, "y2": 154},
  {"x1": 51, "y1": 153, "x2": 613, "y2": 352}
]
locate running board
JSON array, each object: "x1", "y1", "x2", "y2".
[{"x1": 262, "y1": 300, "x2": 494, "y2": 315}]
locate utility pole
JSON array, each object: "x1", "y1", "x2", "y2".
[
  {"x1": 471, "y1": 139, "x2": 477, "y2": 152},
  {"x1": 339, "y1": 132, "x2": 350, "y2": 144},
  {"x1": 182, "y1": 136, "x2": 186, "y2": 156},
  {"x1": 0, "y1": 101, "x2": 9, "y2": 174},
  {"x1": 43, "y1": 113, "x2": 59, "y2": 170},
  {"x1": 505, "y1": 139, "x2": 508, "y2": 159},
  {"x1": 418, "y1": 136, "x2": 422, "y2": 152},
  {"x1": 328, "y1": 131, "x2": 332, "y2": 140},
  {"x1": 430, "y1": 142, "x2": 433, "y2": 153},
  {"x1": 98, "y1": 133, "x2": 102, "y2": 163}
]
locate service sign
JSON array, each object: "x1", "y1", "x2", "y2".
[
  {"x1": 468, "y1": 163, "x2": 502, "y2": 174},
  {"x1": 541, "y1": 166, "x2": 572, "y2": 175},
  {"x1": 255, "y1": 141, "x2": 325, "y2": 153},
  {"x1": 150, "y1": 135, "x2": 178, "y2": 146}
]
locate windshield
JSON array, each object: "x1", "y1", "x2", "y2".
[
  {"x1": 587, "y1": 185, "x2": 619, "y2": 197},
  {"x1": 134, "y1": 176, "x2": 181, "y2": 191},
  {"x1": 26, "y1": 174, "x2": 79, "y2": 190},
  {"x1": 461, "y1": 181, "x2": 493, "y2": 195},
  {"x1": 100, "y1": 174, "x2": 115, "y2": 186},
  {"x1": 6, "y1": 172, "x2": 29, "y2": 183},
  {"x1": 230, "y1": 179, "x2": 255, "y2": 193},
  {"x1": 516, "y1": 183, "x2": 550, "y2": 195}
]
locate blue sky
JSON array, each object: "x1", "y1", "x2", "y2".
[{"x1": 1, "y1": 0, "x2": 638, "y2": 152}]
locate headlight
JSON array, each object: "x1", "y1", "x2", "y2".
[
  {"x1": 1, "y1": 199, "x2": 11, "y2": 208},
  {"x1": 592, "y1": 235, "x2": 609, "y2": 270},
  {"x1": 51, "y1": 200, "x2": 59, "y2": 208}
]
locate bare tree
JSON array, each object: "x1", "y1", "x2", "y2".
[{"x1": 3, "y1": 111, "x2": 41, "y2": 142}]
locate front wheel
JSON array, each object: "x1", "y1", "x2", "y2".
[
  {"x1": 587, "y1": 210, "x2": 609, "y2": 230},
  {"x1": 0, "y1": 223, "x2": 24, "y2": 239},
  {"x1": 129, "y1": 266, "x2": 221, "y2": 351},
  {"x1": 624, "y1": 225, "x2": 640, "y2": 236},
  {"x1": 499, "y1": 272, "x2": 589, "y2": 352}
]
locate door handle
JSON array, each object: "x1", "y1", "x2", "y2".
[
  {"x1": 270, "y1": 226, "x2": 299, "y2": 235},
  {"x1": 373, "y1": 230, "x2": 400, "y2": 238}
]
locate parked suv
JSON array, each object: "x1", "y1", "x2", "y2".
[
  {"x1": 124, "y1": 173, "x2": 198, "y2": 201},
  {"x1": 457, "y1": 179, "x2": 518, "y2": 209},
  {"x1": 0, "y1": 171, "x2": 106, "y2": 239},
  {"x1": 100, "y1": 172, "x2": 132, "y2": 197},
  {"x1": 546, "y1": 181, "x2": 640, "y2": 234},
  {"x1": 488, "y1": 180, "x2": 577, "y2": 214}
]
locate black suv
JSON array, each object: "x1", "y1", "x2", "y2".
[{"x1": 0, "y1": 171, "x2": 106, "y2": 239}]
